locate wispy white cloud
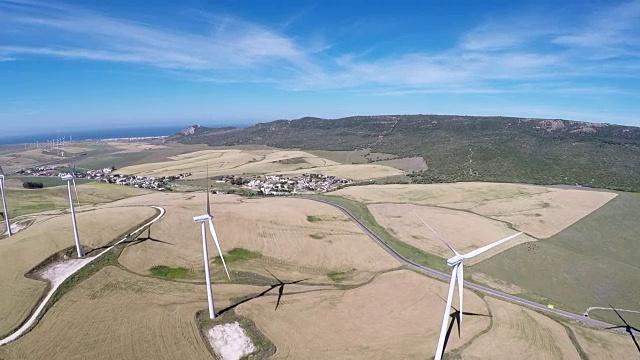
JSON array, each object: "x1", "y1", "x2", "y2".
[
  {"x1": 0, "y1": 0, "x2": 639, "y2": 96},
  {"x1": 553, "y1": 0, "x2": 640, "y2": 55},
  {"x1": 0, "y1": 0, "x2": 317, "y2": 73}
]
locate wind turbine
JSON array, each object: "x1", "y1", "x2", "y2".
[
  {"x1": 412, "y1": 211, "x2": 522, "y2": 360},
  {"x1": 0, "y1": 166, "x2": 11, "y2": 237},
  {"x1": 61, "y1": 173, "x2": 82, "y2": 257},
  {"x1": 193, "y1": 170, "x2": 230, "y2": 319}
]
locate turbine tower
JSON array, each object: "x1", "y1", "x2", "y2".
[
  {"x1": 193, "y1": 173, "x2": 230, "y2": 319},
  {"x1": 413, "y1": 211, "x2": 522, "y2": 360},
  {"x1": 0, "y1": 166, "x2": 12, "y2": 237},
  {"x1": 61, "y1": 174, "x2": 82, "y2": 257}
]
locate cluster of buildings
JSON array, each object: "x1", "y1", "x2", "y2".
[
  {"x1": 17, "y1": 165, "x2": 192, "y2": 191},
  {"x1": 82, "y1": 168, "x2": 192, "y2": 190},
  {"x1": 15, "y1": 165, "x2": 58, "y2": 176},
  {"x1": 223, "y1": 173, "x2": 352, "y2": 195}
]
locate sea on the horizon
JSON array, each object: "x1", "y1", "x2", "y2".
[{"x1": 0, "y1": 126, "x2": 187, "y2": 145}]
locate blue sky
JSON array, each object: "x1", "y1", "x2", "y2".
[{"x1": 1, "y1": 0, "x2": 639, "y2": 135}]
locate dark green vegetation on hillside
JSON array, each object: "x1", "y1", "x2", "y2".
[
  {"x1": 471, "y1": 192, "x2": 640, "y2": 326},
  {"x1": 173, "y1": 115, "x2": 640, "y2": 192}
]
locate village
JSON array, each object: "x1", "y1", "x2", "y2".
[
  {"x1": 217, "y1": 173, "x2": 353, "y2": 195},
  {"x1": 15, "y1": 166, "x2": 191, "y2": 191},
  {"x1": 15, "y1": 165, "x2": 352, "y2": 195}
]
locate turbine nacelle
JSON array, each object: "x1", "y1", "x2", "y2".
[
  {"x1": 193, "y1": 214, "x2": 212, "y2": 223},
  {"x1": 412, "y1": 210, "x2": 522, "y2": 360},
  {"x1": 61, "y1": 174, "x2": 74, "y2": 181},
  {"x1": 446, "y1": 254, "x2": 464, "y2": 267}
]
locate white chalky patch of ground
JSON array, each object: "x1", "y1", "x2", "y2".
[
  {"x1": 3, "y1": 221, "x2": 29, "y2": 237},
  {"x1": 206, "y1": 322, "x2": 255, "y2": 360},
  {"x1": 39, "y1": 258, "x2": 92, "y2": 287}
]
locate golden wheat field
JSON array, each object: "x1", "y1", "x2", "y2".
[
  {"x1": 0, "y1": 186, "x2": 635, "y2": 360},
  {"x1": 237, "y1": 269, "x2": 491, "y2": 360},
  {"x1": 118, "y1": 193, "x2": 401, "y2": 283},
  {"x1": 268, "y1": 163, "x2": 405, "y2": 181},
  {"x1": 115, "y1": 148, "x2": 404, "y2": 180},
  {"x1": 369, "y1": 203, "x2": 535, "y2": 263},
  {"x1": 0, "y1": 206, "x2": 156, "y2": 338},
  {"x1": 461, "y1": 297, "x2": 582, "y2": 359},
  {"x1": 0, "y1": 266, "x2": 260, "y2": 360},
  {"x1": 332, "y1": 183, "x2": 617, "y2": 239}
]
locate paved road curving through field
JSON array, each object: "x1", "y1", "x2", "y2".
[
  {"x1": 306, "y1": 198, "x2": 636, "y2": 334},
  {"x1": 0, "y1": 206, "x2": 166, "y2": 346}
]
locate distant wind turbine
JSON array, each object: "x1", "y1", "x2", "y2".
[
  {"x1": 0, "y1": 166, "x2": 12, "y2": 237},
  {"x1": 61, "y1": 173, "x2": 82, "y2": 257},
  {"x1": 193, "y1": 166, "x2": 230, "y2": 319},
  {"x1": 412, "y1": 210, "x2": 521, "y2": 360}
]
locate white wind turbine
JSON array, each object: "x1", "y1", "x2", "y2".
[
  {"x1": 0, "y1": 166, "x2": 12, "y2": 237},
  {"x1": 61, "y1": 172, "x2": 82, "y2": 257},
  {"x1": 193, "y1": 173, "x2": 231, "y2": 319},
  {"x1": 412, "y1": 211, "x2": 522, "y2": 360}
]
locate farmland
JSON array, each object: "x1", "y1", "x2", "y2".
[
  {"x1": 473, "y1": 192, "x2": 640, "y2": 325},
  {"x1": 332, "y1": 183, "x2": 617, "y2": 239},
  {"x1": 0, "y1": 205, "x2": 156, "y2": 338},
  {"x1": 0, "y1": 266, "x2": 259, "y2": 360},
  {"x1": 0, "y1": 141, "x2": 638, "y2": 359},
  {"x1": 369, "y1": 203, "x2": 535, "y2": 263},
  {"x1": 118, "y1": 194, "x2": 401, "y2": 284},
  {"x1": 116, "y1": 149, "x2": 405, "y2": 181},
  {"x1": 0, "y1": 182, "x2": 149, "y2": 220}
]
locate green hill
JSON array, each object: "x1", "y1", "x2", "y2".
[{"x1": 172, "y1": 115, "x2": 640, "y2": 191}]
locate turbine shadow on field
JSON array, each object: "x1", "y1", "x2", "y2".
[
  {"x1": 435, "y1": 293, "x2": 491, "y2": 358},
  {"x1": 84, "y1": 225, "x2": 172, "y2": 256},
  {"x1": 606, "y1": 305, "x2": 640, "y2": 354},
  {"x1": 217, "y1": 268, "x2": 310, "y2": 315}
]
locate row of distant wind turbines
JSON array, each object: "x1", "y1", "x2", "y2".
[{"x1": 0, "y1": 164, "x2": 524, "y2": 359}]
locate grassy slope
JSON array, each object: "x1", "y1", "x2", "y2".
[{"x1": 471, "y1": 192, "x2": 640, "y2": 325}]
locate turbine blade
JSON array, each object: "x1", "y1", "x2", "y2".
[
  {"x1": 208, "y1": 218, "x2": 230, "y2": 279},
  {"x1": 0, "y1": 165, "x2": 4, "y2": 176},
  {"x1": 457, "y1": 264, "x2": 464, "y2": 328},
  {"x1": 412, "y1": 209, "x2": 459, "y2": 256},
  {"x1": 462, "y1": 232, "x2": 522, "y2": 259},
  {"x1": 435, "y1": 265, "x2": 458, "y2": 360}
]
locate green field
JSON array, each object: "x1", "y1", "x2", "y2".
[
  {"x1": 2, "y1": 183, "x2": 149, "y2": 218},
  {"x1": 12, "y1": 176, "x2": 93, "y2": 188},
  {"x1": 471, "y1": 192, "x2": 640, "y2": 326}
]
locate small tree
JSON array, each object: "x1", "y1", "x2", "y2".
[{"x1": 23, "y1": 181, "x2": 44, "y2": 189}]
